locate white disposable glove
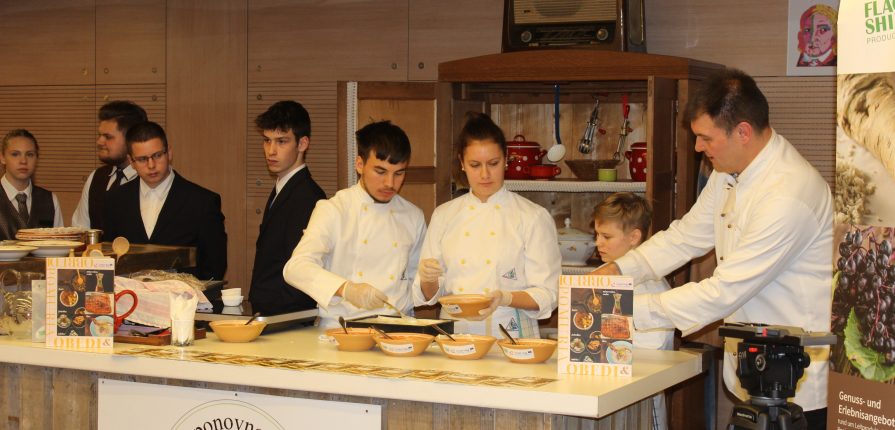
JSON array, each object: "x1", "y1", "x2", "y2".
[
  {"x1": 418, "y1": 258, "x2": 443, "y2": 283},
  {"x1": 465, "y1": 289, "x2": 513, "y2": 321},
  {"x1": 341, "y1": 282, "x2": 388, "y2": 310}
]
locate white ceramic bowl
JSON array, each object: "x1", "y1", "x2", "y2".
[
  {"x1": 556, "y1": 218, "x2": 595, "y2": 266},
  {"x1": 0, "y1": 245, "x2": 37, "y2": 262},
  {"x1": 222, "y1": 295, "x2": 243, "y2": 306}
]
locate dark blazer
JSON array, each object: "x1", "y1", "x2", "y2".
[
  {"x1": 104, "y1": 172, "x2": 227, "y2": 281},
  {"x1": 248, "y1": 167, "x2": 325, "y2": 314}
]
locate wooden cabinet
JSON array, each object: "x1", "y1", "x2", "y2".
[
  {"x1": 95, "y1": 0, "x2": 166, "y2": 84},
  {"x1": 0, "y1": 1, "x2": 94, "y2": 85},
  {"x1": 407, "y1": 0, "x2": 503, "y2": 81},
  {"x1": 438, "y1": 50, "x2": 721, "y2": 250}
]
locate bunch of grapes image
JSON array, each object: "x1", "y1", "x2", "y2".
[{"x1": 833, "y1": 226, "x2": 895, "y2": 365}]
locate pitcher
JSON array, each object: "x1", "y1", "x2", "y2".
[{"x1": 0, "y1": 269, "x2": 44, "y2": 340}]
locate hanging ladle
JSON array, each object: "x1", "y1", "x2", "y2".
[{"x1": 545, "y1": 84, "x2": 566, "y2": 163}]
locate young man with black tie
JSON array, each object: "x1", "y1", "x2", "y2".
[
  {"x1": 248, "y1": 101, "x2": 326, "y2": 314},
  {"x1": 71, "y1": 100, "x2": 147, "y2": 230}
]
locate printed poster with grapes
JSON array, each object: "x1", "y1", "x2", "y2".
[
  {"x1": 557, "y1": 275, "x2": 634, "y2": 377},
  {"x1": 830, "y1": 1, "x2": 895, "y2": 428},
  {"x1": 45, "y1": 257, "x2": 116, "y2": 352}
]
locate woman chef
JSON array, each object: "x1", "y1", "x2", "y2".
[{"x1": 413, "y1": 112, "x2": 561, "y2": 338}]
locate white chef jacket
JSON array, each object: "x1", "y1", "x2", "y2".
[
  {"x1": 633, "y1": 278, "x2": 674, "y2": 351},
  {"x1": 414, "y1": 187, "x2": 560, "y2": 338},
  {"x1": 616, "y1": 130, "x2": 832, "y2": 411},
  {"x1": 283, "y1": 183, "x2": 426, "y2": 329}
]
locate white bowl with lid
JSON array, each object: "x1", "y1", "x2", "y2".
[{"x1": 557, "y1": 218, "x2": 596, "y2": 266}]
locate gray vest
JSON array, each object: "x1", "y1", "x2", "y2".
[{"x1": 0, "y1": 185, "x2": 55, "y2": 241}]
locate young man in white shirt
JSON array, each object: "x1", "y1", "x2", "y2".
[
  {"x1": 71, "y1": 101, "x2": 147, "y2": 229},
  {"x1": 591, "y1": 68, "x2": 833, "y2": 429},
  {"x1": 283, "y1": 121, "x2": 426, "y2": 328},
  {"x1": 103, "y1": 122, "x2": 227, "y2": 281}
]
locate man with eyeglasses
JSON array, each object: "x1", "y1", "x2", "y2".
[
  {"x1": 72, "y1": 100, "x2": 147, "y2": 229},
  {"x1": 103, "y1": 121, "x2": 227, "y2": 281}
]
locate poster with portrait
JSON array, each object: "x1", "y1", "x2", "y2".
[
  {"x1": 829, "y1": 1, "x2": 895, "y2": 429},
  {"x1": 557, "y1": 275, "x2": 633, "y2": 377},
  {"x1": 787, "y1": 0, "x2": 840, "y2": 76},
  {"x1": 45, "y1": 256, "x2": 116, "y2": 352}
]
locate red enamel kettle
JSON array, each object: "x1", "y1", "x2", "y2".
[{"x1": 624, "y1": 142, "x2": 647, "y2": 182}]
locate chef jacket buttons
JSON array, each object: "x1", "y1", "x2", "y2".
[
  {"x1": 720, "y1": 256, "x2": 725, "y2": 261},
  {"x1": 358, "y1": 271, "x2": 364, "y2": 277},
  {"x1": 460, "y1": 259, "x2": 466, "y2": 265},
  {"x1": 485, "y1": 259, "x2": 491, "y2": 264},
  {"x1": 362, "y1": 239, "x2": 368, "y2": 245},
  {"x1": 469, "y1": 205, "x2": 475, "y2": 210},
  {"x1": 392, "y1": 242, "x2": 397, "y2": 248},
  {"x1": 389, "y1": 275, "x2": 395, "y2": 281},
  {"x1": 464, "y1": 232, "x2": 470, "y2": 237},
  {"x1": 727, "y1": 224, "x2": 733, "y2": 229}
]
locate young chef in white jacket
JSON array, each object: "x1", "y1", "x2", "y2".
[
  {"x1": 283, "y1": 121, "x2": 426, "y2": 329},
  {"x1": 415, "y1": 112, "x2": 561, "y2": 338},
  {"x1": 594, "y1": 192, "x2": 673, "y2": 430},
  {"x1": 590, "y1": 68, "x2": 833, "y2": 429}
]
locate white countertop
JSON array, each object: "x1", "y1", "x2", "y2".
[{"x1": 0, "y1": 328, "x2": 703, "y2": 418}]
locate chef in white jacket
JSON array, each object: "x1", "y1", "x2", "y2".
[
  {"x1": 415, "y1": 112, "x2": 561, "y2": 338},
  {"x1": 284, "y1": 121, "x2": 426, "y2": 329},
  {"x1": 591, "y1": 69, "x2": 832, "y2": 428}
]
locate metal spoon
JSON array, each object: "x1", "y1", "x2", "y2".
[
  {"x1": 498, "y1": 323, "x2": 517, "y2": 345},
  {"x1": 370, "y1": 325, "x2": 393, "y2": 340},
  {"x1": 245, "y1": 312, "x2": 261, "y2": 326},
  {"x1": 431, "y1": 324, "x2": 456, "y2": 341},
  {"x1": 338, "y1": 316, "x2": 350, "y2": 334},
  {"x1": 112, "y1": 236, "x2": 130, "y2": 264}
]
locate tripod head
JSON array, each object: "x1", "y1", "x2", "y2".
[{"x1": 719, "y1": 324, "x2": 837, "y2": 401}]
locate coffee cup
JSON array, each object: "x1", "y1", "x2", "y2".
[
  {"x1": 529, "y1": 164, "x2": 561, "y2": 180},
  {"x1": 113, "y1": 289, "x2": 139, "y2": 333}
]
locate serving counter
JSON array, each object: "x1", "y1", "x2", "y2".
[
  {"x1": 0, "y1": 243, "x2": 196, "y2": 275},
  {"x1": 0, "y1": 327, "x2": 705, "y2": 429}
]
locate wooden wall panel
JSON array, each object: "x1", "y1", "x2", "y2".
[
  {"x1": 357, "y1": 99, "x2": 436, "y2": 167},
  {"x1": 756, "y1": 76, "x2": 836, "y2": 186},
  {"x1": 0, "y1": 86, "x2": 96, "y2": 195},
  {"x1": 167, "y1": 1, "x2": 247, "y2": 286},
  {"x1": 248, "y1": 0, "x2": 408, "y2": 82},
  {"x1": 408, "y1": 0, "x2": 503, "y2": 81},
  {"x1": 645, "y1": 0, "x2": 786, "y2": 76},
  {"x1": 0, "y1": 1, "x2": 95, "y2": 85},
  {"x1": 246, "y1": 82, "x2": 339, "y2": 199},
  {"x1": 96, "y1": 0, "x2": 166, "y2": 84}
]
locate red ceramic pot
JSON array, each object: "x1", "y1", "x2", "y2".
[
  {"x1": 624, "y1": 142, "x2": 647, "y2": 182},
  {"x1": 529, "y1": 164, "x2": 561, "y2": 180},
  {"x1": 113, "y1": 289, "x2": 138, "y2": 333},
  {"x1": 506, "y1": 135, "x2": 545, "y2": 180}
]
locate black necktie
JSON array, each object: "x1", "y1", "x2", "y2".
[
  {"x1": 108, "y1": 168, "x2": 126, "y2": 191},
  {"x1": 15, "y1": 193, "x2": 28, "y2": 222}
]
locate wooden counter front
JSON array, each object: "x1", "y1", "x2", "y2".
[
  {"x1": 0, "y1": 327, "x2": 705, "y2": 429},
  {"x1": 0, "y1": 243, "x2": 196, "y2": 275}
]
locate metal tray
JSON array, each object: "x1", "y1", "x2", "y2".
[{"x1": 345, "y1": 314, "x2": 454, "y2": 336}]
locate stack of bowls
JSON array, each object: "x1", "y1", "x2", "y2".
[{"x1": 220, "y1": 288, "x2": 243, "y2": 306}]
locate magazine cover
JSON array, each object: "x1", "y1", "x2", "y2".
[
  {"x1": 557, "y1": 274, "x2": 634, "y2": 377},
  {"x1": 45, "y1": 257, "x2": 116, "y2": 352}
]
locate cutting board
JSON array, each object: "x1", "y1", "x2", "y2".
[{"x1": 114, "y1": 328, "x2": 206, "y2": 346}]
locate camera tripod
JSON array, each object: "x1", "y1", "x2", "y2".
[{"x1": 728, "y1": 396, "x2": 806, "y2": 430}]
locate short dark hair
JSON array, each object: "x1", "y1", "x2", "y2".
[
  {"x1": 98, "y1": 100, "x2": 148, "y2": 135},
  {"x1": 457, "y1": 112, "x2": 506, "y2": 160},
  {"x1": 2, "y1": 129, "x2": 39, "y2": 155},
  {"x1": 356, "y1": 120, "x2": 411, "y2": 164},
  {"x1": 681, "y1": 68, "x2": 770, "y2": 134},
  {"x1": 593, "y1": 192, "x2": 652, "y2": 236},
  {"x1": 255, "y1": 100, "x2": 311, "y2": 139},
  {"x1": 125, "y1": 121, "x2": 167, "y2": 153}
]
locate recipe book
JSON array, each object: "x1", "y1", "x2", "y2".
[
  {"x1": 45, "y1": 257, "x2": 116, "y2": 352},
  {"x1": 557, "y1": 274, "x2": 634, "y2": 377}
]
